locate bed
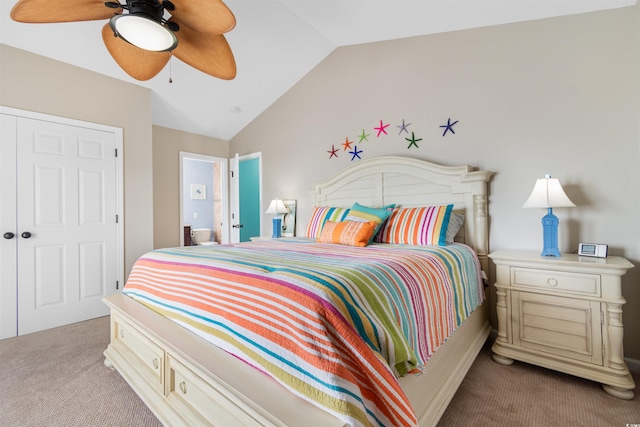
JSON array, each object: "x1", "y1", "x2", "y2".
[{"x1": 103, "y1": 156, "x2": 494, "y2": 427}]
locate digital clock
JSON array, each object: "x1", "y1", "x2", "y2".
[{"x1": 578, "y1": 243, "x2": 608, "y2": 258}]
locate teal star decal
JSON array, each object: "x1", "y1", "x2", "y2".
[
  {"x1": 440, "y1": 118, "x2": 459, "y2": 136},
  {"x1": 405, "y1": 132, "x2": 422, "y2": 149},
  {"x1": 349, "y1": 145, "x2": 363, "y2": 161},
  {"x1": 358, "y1": 129, "x2": 370, "y2": 143}
]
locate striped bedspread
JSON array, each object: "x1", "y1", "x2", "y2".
[{"x1": 123, "y1": 238, "x2": 484, "y2": 427}]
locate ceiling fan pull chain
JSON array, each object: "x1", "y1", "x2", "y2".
[{"x1": 169, "y1": 55, "x2": 173, "y2": 83}]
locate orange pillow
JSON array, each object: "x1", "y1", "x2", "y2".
[{"x1": 317, "y1": 221, "x2": 377, "y2": 247}]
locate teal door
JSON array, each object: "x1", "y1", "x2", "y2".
[{"x1": 238, "y1": 156, "x2": 261, "y2": 241}]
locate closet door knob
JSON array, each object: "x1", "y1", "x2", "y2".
[
  {"x1": 21, "y1": 232, "x2": 32, "y2": 239},
  {"x1": 3, "y1": 232, "x2": 15, "y2": 239}
]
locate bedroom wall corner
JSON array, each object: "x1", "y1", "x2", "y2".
[{"x1": 0, "y1": 44, "x2": 154, "y2": 278}]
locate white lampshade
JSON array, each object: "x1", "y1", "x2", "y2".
[
  {"x1": 110, "y1": 15, "x2": 178, "y2": 52},
  {"x1": 265, "y1": 199, "x2": 288, "y2": 215},
  {"x1": 523, "y1": 174, "x2": 575, "y2": 209}
]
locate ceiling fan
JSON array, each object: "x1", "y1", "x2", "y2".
[{"x1": 10, "y1": 0, "x2": 236, "y2": 81}]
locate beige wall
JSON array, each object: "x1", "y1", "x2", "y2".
[
  {"x1": 152, "y1": 125, "x2": 229, "y2": 249},
  {"x1": 231, "y1": 7, "x2": 640, "y2": 359},
  {"x1": 0, "y1": 44, "x2": 153, "y2": 278}
]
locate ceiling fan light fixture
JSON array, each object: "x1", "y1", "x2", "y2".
[{"x1": 110, "y1": 14, "x2": 177, "y2": 52}]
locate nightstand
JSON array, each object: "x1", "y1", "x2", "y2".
[{"x1": 489, "y1": 250, "x2": 635, "y2": 399}]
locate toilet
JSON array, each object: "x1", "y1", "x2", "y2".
[{"x1": 191, "y1": 228, "x2": 216, "y2": 246}]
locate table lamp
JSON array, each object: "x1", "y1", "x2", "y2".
[
  {"x1": 523, "y1": 174, "x2": 575, "y2": 257},
  {"x1": 265, "y1": 199, "x2": 288, "y2": 238}
]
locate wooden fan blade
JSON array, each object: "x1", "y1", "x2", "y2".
[
  {"x1": 11, "y1": 0, "x2": 119, "y2": 23},
  {"x1": 101, "y1": 24, "x2": 170, "y2": 81},
  {"x1": 170, "y1": 0, "x2": 235, "y2": 34},
  {"x1": 171, "y1": 20, "x2": 236, "y2": 80}
]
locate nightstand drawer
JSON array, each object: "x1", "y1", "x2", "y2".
[{"x1": 512, "y1": 267, "x2": 600, "y2": 296}]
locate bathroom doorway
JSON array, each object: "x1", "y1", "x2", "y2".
[{"x1": 179, "y1": 152, "x2": 229, "y2": 246}]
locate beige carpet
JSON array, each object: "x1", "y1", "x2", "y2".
[{"x1": 1, "y1": 316, "x2": 638, "y2": 427}]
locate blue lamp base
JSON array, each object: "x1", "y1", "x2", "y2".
[
  {"x1": 540, "y1": 208, "x2": 561, "y2": 257},
  {"x1": 271, "y1": 217, "x2": 282, "y2": 238}
]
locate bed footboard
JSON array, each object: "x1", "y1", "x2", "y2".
[
  {"x1": 103, "y1": 294, "x2": 345, "y2": 427},
  {"x1": 104, "y1": 294, "x2": 489, "y2": 427}
]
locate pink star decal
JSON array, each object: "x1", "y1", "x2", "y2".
[
  {"x1": 374, "y1": 120, "x2": 389, "y2": 137},
  {"x1": 342, "y1": 137, "x2": 353, "y2": 151},
  {"x1": 327, "y1": 145, "x2": 339, "y2": 159}
]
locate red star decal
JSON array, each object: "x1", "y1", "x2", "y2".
[
  {"x1": 342, "y1": 137, "x2": 353, "y2": 151},
  {"x1": 374, "y1": 120, "x2": 389, "y2": 137},
  {"x1": 327, "y1": 145, "x2": 339, "y2": 159}
]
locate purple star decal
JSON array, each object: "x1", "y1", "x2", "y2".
[
  {"x1": 396, "y1": 119, "x2": 411, "y2": 135},
  {"x1": 405, "y1": 132, "x2": 422, "y2": 149},
  {"x1": 374, "y1": 120, "x2": 389, "y2": 137},
  {"x1": 327, "y1": 145, "x2": 339, "y2": 159},
  {"x1": 358, "y1": 129, "x2": 370, "y2": 143},
  {"x1": 440, "y1": 118, "x2": 459, "y2": 136},
  {"x1": 349, "y1": 145, "x2": 363, "y2": 161}
]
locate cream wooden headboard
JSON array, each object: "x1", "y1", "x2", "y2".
[{"x1": 309, "y1": 156, "x2": 494, "y2": 271}]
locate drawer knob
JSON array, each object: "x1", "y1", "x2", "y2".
[
  {"x1": 152, "y1": 358, "x2": 159, "y2": 369},
  {"x1": 547, "y1": 278, "x2": 558, "y2": 287},
  {"x1": 179, "y1": 381, "x2": 188, "y2": 394}
]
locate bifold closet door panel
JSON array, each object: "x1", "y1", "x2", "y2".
[
  {"x1": 15, "y1": 117, "x2": 119, "y2": 335},
  {"x1": 0, "y1": 114, "x2": 18, "y2": 339}
]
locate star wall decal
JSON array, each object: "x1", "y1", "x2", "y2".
[
  {"x1": 374, "y1": 120, "x2": 389, "y2": 137},
  {"x1": 440, "y1": 118, "x2": 459, "y2": 136},
  {"x1": 327, "y1": 144, "x2": 339, "y2": 159},
  {"x1": 349, "y1": 146, "x2": 363, "y2": 161},
  {"x1": 342, "y1": 137, "x2": 353, "y2": 151},
  {"x1": 405, "y1": 132, "x2": 422, "y2": 149},
  {"x1": 358, "y1": 129, "x2": 370, "y2": 143},
  {"x1": 396, "y1": 118, "x2": 411, "y2": 134}
]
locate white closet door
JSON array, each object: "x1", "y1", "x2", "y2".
[
  {"x1": 16, "y1": 117, "x2": 119, "y2": 335},
  {"x1": 0, "y1": 114, "x2": 18, "y2": 339}
]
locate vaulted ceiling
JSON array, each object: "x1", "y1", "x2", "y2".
[{"x1": 1, "y1": 0, "x2": 636, "y2": 140}]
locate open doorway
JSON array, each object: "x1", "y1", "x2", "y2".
[{"x1": 179, "y1": 152, "x2": 229, "y2": 246}]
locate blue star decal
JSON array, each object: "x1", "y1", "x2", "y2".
[
  {"x1": 440, "y1": 118, "x2": 459, "y2": 136},
  {"x1": 396, "y1": 118, "x2": 411, "y2": 134},
  {"x1": 405, "y1": 132, "x2": 422, "y2": 149},
  {"x1": 349, "y1": 145, "x2": 363, "y2": 161}
]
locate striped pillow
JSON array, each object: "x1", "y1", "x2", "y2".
[
  {"x1": 344, "y1": 202, "x2": 395, "y2": 242},
  {"x1": 317, "y1": 221, "x2": 377, "y2": 247},
  {"x1": 305, "y1": 206, "x2": 351, "y2": 238},
  {"x1": 376, "y1": 204, "x2": 453, "y2": 246}
]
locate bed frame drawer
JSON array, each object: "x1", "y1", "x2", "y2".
[
  {"x1": 167, "y1": 355, "x2": 267, "y2": 427},
  {"x1": 112, "y1": 313, "x2": 165, "y2": 393}
]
